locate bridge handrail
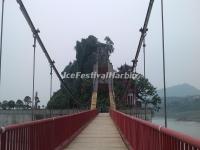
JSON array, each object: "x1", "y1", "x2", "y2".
[
  {"x1": 110, "y1": 109, "x2": 200, "y2": 150},
  {"x1": 0, "y1": 109, "x2": 97, "y2": 150}
]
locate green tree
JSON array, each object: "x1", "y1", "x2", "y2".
[
  {"x1": 114, "y1": 64, "x2": 161, "y2": 111},
  {"x1": 24, "y1": 96, "x2": 31, "y2": 109},
  {"x1": 2, "y1": 100, "x2": 8, "y2": 110},
  {"x1": 135, "y1": 74, "x2": 161, "y2": 111},
  {"x1": 48, "y1": 35, "x2": 114, "y2": 109},
  {"x1": 16, "y1": 99, "x2": 24, "y2": 109},
  {"x1": 47, "y1": 89, "x2": 70, "y2": 109},
  {"x1": 8, "y1": 100, "x2": 15, "y2": 109},
  {"x1": 104, "y1": 36, "x2": 114, "y2": 55},
  {"x1": 75, "y1": 35, "x2": 98, "y2": 73}
]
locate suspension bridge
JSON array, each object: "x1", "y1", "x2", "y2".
[{"x1": 0, "y1": 0, "x2": 200, "y2": 150}]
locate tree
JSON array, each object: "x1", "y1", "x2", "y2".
[
  {"x1": 75, "y1": 35, "x2": 98, "y2": 73},
  {"x1": 16, "y1": 99, "x2": 24, "y2": 109},
  {"x1": 114, "y1": 64, "x2": 161, "y2": 112},
  {"x1": 47, "y1": 89, "x2": 70, "y2": 109},
  {"x1": 48, "y1": 35, "x2": 114, "y2": 109},
  {"x1": 135, "y1": 74, "x2": 161, "y2": 111},
  {"x1": 2, "y1": 100, "x2": 8, "y2": 110},
  {"x1": 104, "y1": 36, "x2": 114, "y2": 55},
  {"x1": 8, "y1": 100, "x2": 15, "y2": 109},
  {"x1": 24, "y1": 96, "x2": 31, "y2": 109}
]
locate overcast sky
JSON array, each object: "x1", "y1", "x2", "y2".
[{"x1": 0, "y1": 0, "x2": 200, "y2": 105}]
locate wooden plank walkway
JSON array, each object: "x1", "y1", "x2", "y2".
[{"x1": 64, "y1": 113, "x2": 128, "y2": 150}]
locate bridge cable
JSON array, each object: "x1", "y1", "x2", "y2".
[
  {"x1": 121, "y1": 0, "x2": 154, "y2": 105},
  {"x1": 132, "y1": 0, "x2": 154, "y2": 71},
  {"x1": 31, "y1": 32, "x2": 38, "y2": 120},
  {"x1": 50, "y1": 61, "x2": 54, "y2": 100},
  {"x1": 142, "y1": 30, "x2": 147, "y2": 78},
  {"x1": 16, "y1": 0, "x2": 87, "y2": 108},
  {"x1": 0, "y1": 0, "x2": 5, "y2": 84},
  {"x1": 161, "y1": 0, "x2": 167, "y2": 128},
  {"x1": 142, "y1": 30, "x2": 148, "y2": 120}
]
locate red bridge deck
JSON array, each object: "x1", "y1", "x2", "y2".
[{"x1": 1, "y1": 109, "x2": 200, "y2": 150}]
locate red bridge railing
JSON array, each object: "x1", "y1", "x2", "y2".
[
  {"x1": 0, "y1": 109, "x2": 97, "y2": 150},
  {"x1": 110, "y1": 109, "x2": 200, "y2": 150}
]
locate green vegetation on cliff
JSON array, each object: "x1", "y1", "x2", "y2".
[
  {"x1": 47, "y1": 35, "x2": 114, "y2": 109},
  {"x1": 47, "y1": 35, "x2": 161, "y2": 111}
]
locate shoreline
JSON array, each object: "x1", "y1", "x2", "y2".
[{"x1": 153, "y1": 115, "x2": 200, "y2": 123}]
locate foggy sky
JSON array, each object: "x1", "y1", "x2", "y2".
[{"x1": 0, "y1": 0, "x2": 200, "y2": 105}]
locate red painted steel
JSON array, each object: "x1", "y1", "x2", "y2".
[
  {"x1": 0, "y1": 109, "x2": 97, "y2": 150},
  {"x1": 110, "y1": 109, "x2": 200, "y2": 150}
]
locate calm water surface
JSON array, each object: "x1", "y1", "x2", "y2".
[
  {"x1": 153, "y1": 117, "x2": 200, "y2": 139},
  {"x1": 0, "y1": 114, "x2": 32, "y2": 127}
]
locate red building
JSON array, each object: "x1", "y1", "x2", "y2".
[{"x1": 124, "y1": 81, "x2": 142, "y2": 107}]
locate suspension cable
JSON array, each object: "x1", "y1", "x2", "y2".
[
  {"x1": 50, "y1": 61, "x2": 54, "y2": 99},
  {"x1": 143, "y1": 32, "x2": 147, "y2": 78},
  {"x1": 31, "y1": 32, "x2": 37, "y2": 120},
  {"x1": 16, "y1": 0, "x2": 87, "y2": 108},
  {"x1": 142, "y1": 30, "x2": 147, "y2": 120},
  {"x1": 132, "y1": 0, "x2": 154, "y2": 70},
  {"x1": 0, "y1": 0, "x2": 5, "y2": 84},
  {"x1": 121, "y1": 0, "x2": 154, "y2": 105},
  {"x1": 161, "y1": 0, "x2": 167, "y2": 128}
]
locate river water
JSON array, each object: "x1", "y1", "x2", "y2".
[
  {"x1": 153, "y1": 117, "x2": 200, "y2": 139},
  {"x1": 0, "y1": 114, "x2": 32, "y2": 127}
]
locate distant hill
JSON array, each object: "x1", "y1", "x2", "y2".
[
  {"x1": 157, "y1": 83, "x2": 200, "y2": 97},
  {"x1": 156, "y1": 84, "x2": 200, "y2": 122},
  {"x1": 155, "y1": 95, "x2": 200, "y2": 122}
]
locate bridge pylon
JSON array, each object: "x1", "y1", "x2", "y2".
[{"x1": 90, "y1": 48, "x2": 116, "y2": 110}]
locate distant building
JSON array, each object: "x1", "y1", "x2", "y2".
[{"x1": 124, "y1": 81, "x2": 142, "y2": 108}]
